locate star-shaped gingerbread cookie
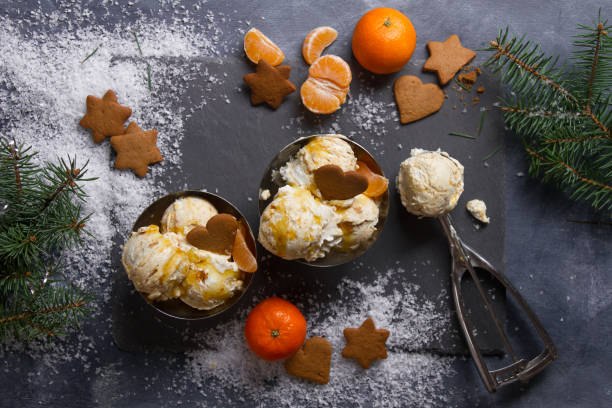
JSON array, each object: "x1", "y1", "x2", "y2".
[
  {"x1": 110, "y1": 122, "x2": 162, "y2": 178},
  {"x1": 341, "y1": 317, "x2": 390, "y2": 369},
  {"x1": 79, "y1": 90, "x2": 132, "y2": 143},
  {"x1": 423, "y1": 34, "x2": 476, "y2": 86},
  {"x1": 243, "y1": 59, "x2": 296, "y2": 109}
]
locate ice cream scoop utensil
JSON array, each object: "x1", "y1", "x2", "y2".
[{"x1": 438, "y1": 213, "x2": 557, "y2": 392}]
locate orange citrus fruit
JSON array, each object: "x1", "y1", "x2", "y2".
[
  {"x1": 356, "y1": 160, "x2": 389, "y2": 198},
  {"x1": 300, "y1": 55, "x2": 352, "y2": 114},
  {"x1": 232, "y1": 228, "x2": 257, "y2": 273},
  {"x1": 244, "y1": 297, "x2": 307, "y2": 361},
  {"x1": 352, "y1": 8, "x2": 416, "y2": 74},
  {"x1": 244, "y1": 28, "x2": 284, "y2": 66},
  {"x1": 302, "y1": 26, "x2": 338, "y2": 65}
]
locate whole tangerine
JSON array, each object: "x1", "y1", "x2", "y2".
[
  {"x1": 352, "y1": 8, "x2": 416, "y2": 74},
  {"x1": 244, "y1": 297, "x2": 307, "y2": 361}
]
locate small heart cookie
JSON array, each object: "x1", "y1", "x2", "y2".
[
  {"x1": 186, "y1": 214, "x2": 238, "y2": 255},
  {"x1": 393, "y1": 75, "x2": 444, "y2": 124},
  {"x1": 313, "y1": 164, "x2": 368, "y2": 201},
  {"x1": 284, "y1": 337, "x2": 332, "y2": 385}
]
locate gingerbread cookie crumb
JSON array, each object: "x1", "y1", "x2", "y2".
[{"x1": 458, "y1": 70, "x2": 477, "y2": 84}]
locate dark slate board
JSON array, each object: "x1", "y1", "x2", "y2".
[{"x1": 112, "y1": 56, "x2": 506, "y2": 355}]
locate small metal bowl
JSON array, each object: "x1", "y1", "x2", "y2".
[
  {"x1": 128, "y1": 190, "x2": 257, "y2": 320},
  {"x1": 258, "y1": 134, "x2": 389, "y2": 267}
]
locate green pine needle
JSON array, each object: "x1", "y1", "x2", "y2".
[
  {"x1": 477, "y1": 110, "x2": 486, "y2": 137},
  {"x1": 132, "y1": 31, "x2": 143, "y2": 56},
  {"x1": 132, "y1": 31, "x2": 152, "y2": 91},
  {"x1": 483, "y1": 145, "x2": 502, "y2": 161},
  {"x1": 80, "y1": 43, "x2": 101, "y2": 64},
  {"x1": 448, "y1": 132, "x2": 476, "y2": 139},
  {"x1": 146, "y1": 63, "x2": 152, "y2": 91}
]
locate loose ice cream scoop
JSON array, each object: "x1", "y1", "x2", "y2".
[
  {"x1": 396, "y1": 148, "x2": 464, "y2": 217},
  {"x1": 161, "y1": 196, "x2": 218, "y2": 234}
]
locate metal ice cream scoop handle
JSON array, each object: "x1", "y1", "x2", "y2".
[{"x1": 438, "y1": 213, "x2": 557, "y2": 392}]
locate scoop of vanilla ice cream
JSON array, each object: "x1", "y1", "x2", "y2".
[
  {"x1": 121, "y1": 225, "x2": 191, "y2": 301},
  {"x1": 397, "y1": 148, "x2": 464, "y2": 217},
  {"x1": 161, "y1": 196, "x2": 218, "y2": 234},
  {"x1": 337, "y1": 194, "x2": 379, "y2": 250},
  {"x1": 177, "y1": 239, "x2": 244, "y2": 310},
  {"x1": 258, "y1": 185, "x2": 342, "y2": 261},
  {"x1": 280, "y1": 135, "x2": 357, "y2": 191}
]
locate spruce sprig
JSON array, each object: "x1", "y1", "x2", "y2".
[
  {"x1": 0, "y1": 139, "x2": 95, "y2": 341},
  {"x1": 485, "y1": 11, "x2": 612, "y2": 213}
]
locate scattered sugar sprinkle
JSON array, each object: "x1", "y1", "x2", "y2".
[{"x1": 187, "y1": 268, "x2": 454, "y2": 407}]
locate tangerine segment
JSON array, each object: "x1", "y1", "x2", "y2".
[
  {"x1": 309, "y1": 55, "x2": 352, "y2": 88},
  {"x1": 356, "y1": 161, "x2": 389, "y2": 198},
  {"x1": 244, "y1": 28, "x2": 284, "y2": 66},
  {"x1": 302, "y1": 26, "x2": 338, "y2": 65},
  {"x1": 232, "y1": 228, "x2": 257, "y2": 273}
]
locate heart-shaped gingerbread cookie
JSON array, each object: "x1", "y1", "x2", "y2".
[
  {"x1": 393, "y1": 75, "x2": 444, "y2": 124},
  {"x1": 186, "y1": 214, "x2": 238, "y2": 255},
  {"x1": 284, "y1": 337, "x2": 332, "y2": 384},
  {"x1": 314, "y1": 164, "x2": 368, "y2": 201}
]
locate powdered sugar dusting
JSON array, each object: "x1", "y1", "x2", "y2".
[
  {"x1": 0, "y1": 0, "x2": 227, "y2": 369},
  {"x1": 187, "y1": 268, "x2": 454, "y2": 407}
]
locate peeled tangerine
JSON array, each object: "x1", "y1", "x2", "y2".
[
  {"x1": 301, "y1": 55, "x2": 351, "y2": 114},
  {"x1": 244, "y1": 28, "x2": 284, "y2": 66}
]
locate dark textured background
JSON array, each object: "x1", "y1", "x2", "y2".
[{"x1": 2, "y1": 0, "x2": 612, "y2": 407}]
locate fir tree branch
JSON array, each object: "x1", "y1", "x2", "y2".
[
  {"x1": 8, "y1": 141, "x2": 22, "y2": 203},
  {"x1": 25, "y1": 320, "x2": 55, "y2": 337},
  {"x1": 0, "y1": 271, "x2": 31, "y2": 278},
  {"x1": 40, "y1": 168, "x2": 79, "y2": 213},
  {"x1": 0, "y1": 301, "x2": 87, "y2": 324},
  {"x1": 0, "y1": 142, "x2": 95, "y2": 341},
  {"x1": 543, "y1": 135, "x2": 607, "y2": 144},
  {"x1": 587, "y1": 23, "x2": 606, "y2": 110},
  {"x1": 490, "y1": 38, "x2": 611, "y2": 139},
  {"x1": 500, "y1": 106, "x2": 584, "y2": 118},
  {"x1": 487, "y1": 15, "x2": 612, "y2": 213},
  {"x1": 525, "y1": 147, "x2": 612, "y2": 191},
  {"x1": 490, "y1": 39, "x2": 580, "y2": 105}
]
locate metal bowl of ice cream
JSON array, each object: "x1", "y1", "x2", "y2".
[
  {"x1": 126, "y1": 190, "x2": 257, "y2": 320},
  {"x1": 258, "y1": 134, "x2": 389, "y2": 267}
]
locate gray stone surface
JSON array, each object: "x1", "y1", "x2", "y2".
[{"x1": 1, "y1": 0, "x2": 611, "y2": 407}]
